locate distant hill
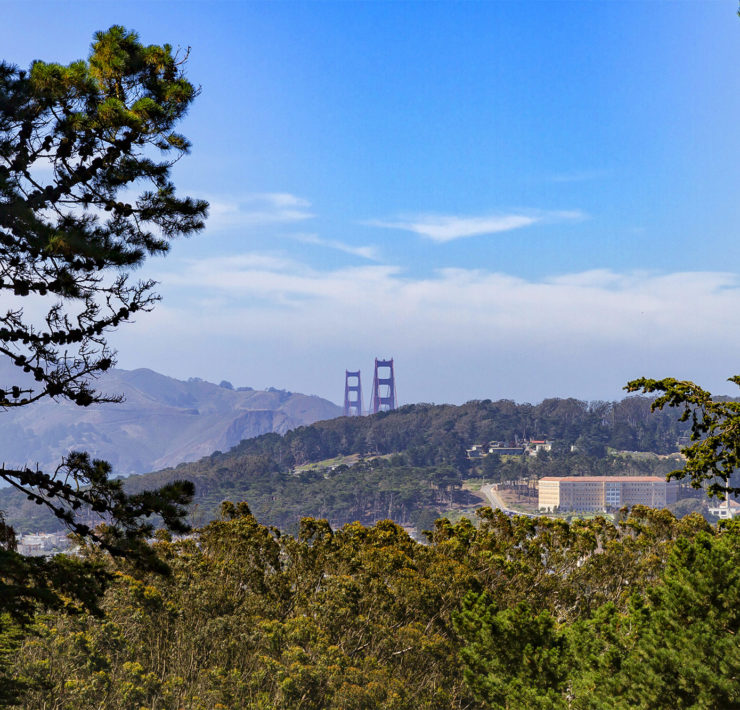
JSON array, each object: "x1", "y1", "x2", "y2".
[
  {"x1": 1, "y1": 394, "x2": 700, "y2": 534},
  {"x1": 0, "y1": 367, "x2": 341, "y2": 476},
  {"x1": 117, "y1": 396, "x2": 696, "y2": 531}
]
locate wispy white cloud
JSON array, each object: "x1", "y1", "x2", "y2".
[
  {"x1": 149, "y1": 253, "x2": 740, "y2": 343},
  {"x1": 120, "y1": 255, "x2": 740, "y2": 404},
  {"x1": 366, "y1": 210, "x2": 584, "y2": 242},
  {"x1": 158, "y1": 253, "x2": 399, "y2": 306},
  {"x1": 295, "y1": 234, "x2": 381, "y2": 261},
  {"x1": 204, "y1": 192, "x2": 314, "y2": 231}
]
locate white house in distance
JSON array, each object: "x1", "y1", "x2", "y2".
[
  {"x1": 708, "y1": 498, "x2": 740, "y2": 519},
  {"x1": 526, "y1": 439, "x2": 552, "y2": 456},
  {"x1": 466, "y1": 438, "x2": 551, "y2": 460}
]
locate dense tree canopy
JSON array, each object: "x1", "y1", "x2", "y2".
[{"x1": 4, "y1": 506, "x2": 735, "y2": 709}]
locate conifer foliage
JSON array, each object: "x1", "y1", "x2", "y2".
[
  {"x1": 0, "y1": 27, "x2": 206, "y2": 611},
  {"x1": 628, "y1": 376, "x2": 740, "y2": 498}
]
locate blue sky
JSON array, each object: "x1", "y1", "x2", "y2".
[{"x1": 3, "y1": 1, "x2": 740, "y2": 405}]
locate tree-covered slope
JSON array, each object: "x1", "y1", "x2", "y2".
[
  {"x1": 1, "y1": 395, "x2": 700, "y2": 534},
  {"x1": 121, "y1": 396, "x2": 697, "y2": 530}
]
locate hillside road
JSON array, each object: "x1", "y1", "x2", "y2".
[{"x1": 479, "y1": 484, "x2": 539, "y2": 519}]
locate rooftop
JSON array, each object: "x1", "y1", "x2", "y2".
[{"x1": 539, "y1": 476, "x2": 667, "y2": 483}]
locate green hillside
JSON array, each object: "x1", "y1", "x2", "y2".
[{"x1": 0, "y1": 396, "x2": 700, "y2": 534}]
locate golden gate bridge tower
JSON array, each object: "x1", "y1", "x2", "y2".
[
  {"x1": 370, "y1": 358, "x2": 397, "y2": 413},
  {"x1": 343, "y1": 370, "x2": 363, "y2": 417}
]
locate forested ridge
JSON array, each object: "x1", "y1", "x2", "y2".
[
  {"x1": 95, "y1": 394, "x2": 705, "y2": 529},
  {"x1": 1, "y1": 396, "x2": 702, "y2": 533},
  {"x1": 187, "y1": 394, "x2": 695, "y2": 466},
  {"x1": 3, "y1": 505, "x2": 738, "y2": 708}
]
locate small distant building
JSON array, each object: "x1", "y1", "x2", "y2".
[
  {"x1": 17, "y1": 532, "x2": 71, "y2": 556},
  {"x1": 526, "y1": 439, "x2": 553, "y2": 456},
  {"x1": 538, "y1": 476, "x2": 679, "y2": 513},
  {"x1": 466, "y1": 441, "x2": 525, "y2": 459},
  {"x1": 466, "y1": 444, "x2": 486, "y2": 459},
  {"x1": 708, "y1": 499, "x2": 740, "y2": 519},
  {"x1": 487, "y1": 442, "x2": 525, "y2": 456}
]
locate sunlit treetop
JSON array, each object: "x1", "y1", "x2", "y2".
[{"x1": 0, "y1": 25, "x2": 208, "y2": 409}]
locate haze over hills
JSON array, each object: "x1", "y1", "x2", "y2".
[{"x1": 0, "y1": 366, "x2": 341, "y2": 476}]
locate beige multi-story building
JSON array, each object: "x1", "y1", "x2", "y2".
[{"x1": 538, "y1": 476, "x2": 679, "y2": 512}]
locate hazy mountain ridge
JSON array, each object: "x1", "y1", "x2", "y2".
[{"x1": 0, "y1": 367, "x2": 341, "y2": 476}]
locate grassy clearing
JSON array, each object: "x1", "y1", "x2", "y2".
[
  {"x1": 292, "y1": 454, "x2": 361, "y2": 474},
  {"x1": 462, "y1": 478, "x2": 489, "y2": 492},
  {"x1": 608, "y1": 448, "x2": 684, "y2": 461},
  {"x1": 292, "y1": 453, "x2": 393, "y2": 475}
]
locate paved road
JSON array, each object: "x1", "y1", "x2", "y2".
[{"x1": 479, "y1": 484, "x2": 539, "y2": 518}]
